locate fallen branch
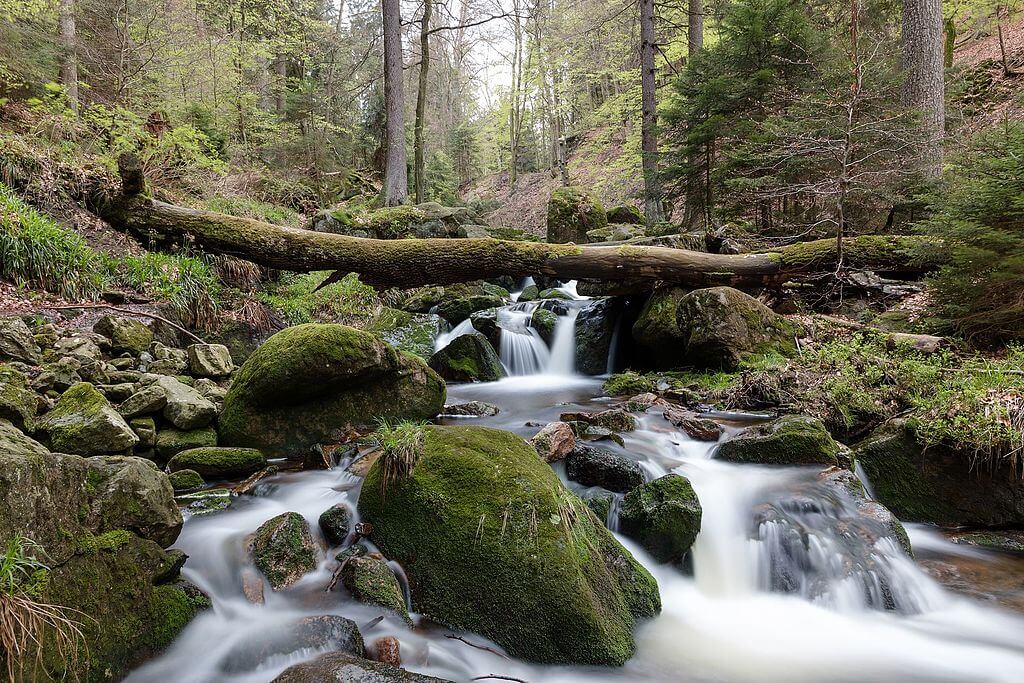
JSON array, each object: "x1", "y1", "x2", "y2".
[
  {"x1": 445, "y1": 634, "x2": 510, "y2": 659},
  {"x1": 471, "y1": 676, "x2": 529, "y2": 683},
  {"x1": 813, "y1": 314, "x2": 945, "y2": 353},
  {"x1": 42, "y1": 303, "x2": 205, "y2": 344}
]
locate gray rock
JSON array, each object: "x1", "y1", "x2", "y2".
[
  {"x1": 94, "y1": 316, "x2": 154, "y2": 356},
  {"x1": 187, "y1": 343, "x2": 234, "y2": 377},
  {"x1": 566, "y1": 443, "x2": 644, "y2": 493},
  {"x1": 155, "y1": 376, "x2": 217, "y2": 430},
  {"x1": 272, "y1": 652, "x2": 451, "y2": 683},
  {"x1": 318, "y1": 503, "x2": 352, "y2": 546},
  {"x1": 54, "y1": 332, "x2": 107, "y2": 361},
  {"x1": 130, "y1": 416, "x2": 157, "y2": 448},
  {"x1": 0, "y1": 364, "x2": 37, "y2": 431},
  {"x1": 39, "y1": 382, "x2": 139, "y2": 456},
  {"x1": 119, "y1": 385, "x2": 168, "y2": 418},
  {"x1": 0, "y1": 317, "x2": 41, "y2": 364},
  {"x1": 575, "y1": 298, "x2": 622, "y2": 375},
  {"x1": 0, "y1": 418, "x2": 49, "y2": 455},
  {"x1": 154, "y1": 426, "x2": 218, "y2": 461},
  {"x1": 223, "y1": 615, "x2": 364, "y2": 673}
]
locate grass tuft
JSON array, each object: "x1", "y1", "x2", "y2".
[{"x1": 372, "y1": 420, "x2": 427, "y2": 499}]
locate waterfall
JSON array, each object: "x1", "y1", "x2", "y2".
[
  {"x1": 546, "y1": 308, "x2": 578, "y2": 376},
  {"x1": 498, "y1": 304, "x2": 551, "y2": 375},
  {"x1": 606, "y1": 493, "x2": 623, "y2": 532},
  {"x1": 434, "y1": 318, "x2": 474, "y2": 352}
]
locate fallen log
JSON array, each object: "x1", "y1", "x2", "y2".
[{"x1": 98, "y1": 158, "x2": 939, "y2": 290}]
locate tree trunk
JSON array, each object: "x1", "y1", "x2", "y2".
[
  {"x1": 901, "y1": 0, "x2": 945, "y2": 177},
  {"x1": 687, "y1": 0, "x2": 703, "y2": 60},
  {"x1": 59, "y1": 0, "x2": 79, "y2": 111},
  {"x1": 101, "y1": 165, "x2": 937, "y2": 291},
  {"x1": 274, "y1": 55, "x2": 288, "y2": 118},
  {"x1": 413, "y1": 0, "x2": 432, "y2": 203},
  {"x1": 640, "y1": 0, "x2": 664, "y2": 226},
  {"x1": 382, "y1": 0, "x2": 408, "y2": 205}
]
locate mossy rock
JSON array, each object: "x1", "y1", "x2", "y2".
[
  {"x1": 39, "y1": 382, "x2": 139, "y2": 456},
  {"x1": 0, "y1": 316, "x2": 42, "y2": 364},
  {"x1": 358, "y1": 425, "x2": 660, "y2": 665},
  {"x1": 565, "y1": 443, "x2": 644, "y2": 493},
  {"x1": 518, "y1": 284, "x2": 540, "y2": 302},
  {"x1": 538, "y1": 287, "x2": 574, "y2": 300},
  {"x1": 168, "y1": 447, "x2": 267, "y2": 479},
  {"x1": 546, "y1": 186, "x2": 607, "y2": 244},
  {"x1": 675, "y1": 287, "x2": 799, "y2": 370},
  {"x1": 716, "y1": 415, "x2": 840, "y2": 467},
  {"x1": 428, "y1": 333, "x2": 504, "y2": 382},
  {"x1": 155, "y1": 426, "x2": 218, "y2": 462},
  {"x1": 93, "y1": 315, "x2": 154, "y2": 356},
  {"x1": 469, "y1": 308, "x2": 501, "y2": 348},
  {"x1": 530, "y1": 307, "x2": 558, "y2": 345},
  {"x1": 340, "y1": 555, "x2": 411, "y2": 623},
  {"x1": 575, "y1": 298, "x2": 622, "y2": 375},
  {"x1": 607, "y1": 204, "x2": 644, "y2": 224},
  {"x1": 250, "y1": 512, "x2": 319, "y2": 590},
  {"x1": 272, "y1": 652, "x2": 450, "y2": 683},
  {"x1": 0, "y1": 418, "x2": 49, "y2": 455},
  {"x1": 220, "y1": 324, "x2": 445, "y2": 454},
  {"x1": 318, "y1": 503, "x2": 352, "y2": 546},
  {"x1": 855, "y1": 420, "x2": 1024, "y2": 527},
  {"x1": 436, "y1": 294, "x2": 506, "y2": 325},
  {"x1": 631, "y1": 286, "x2": 690, "y2": 369},
  {"x1": 168, "y1": 468, "x2": 205, "y2": 492},
  {"x1": 0, "y1": 364, "x2": 37, "y2": 431},
  {"x1": 619, "y1": 474, "x2": 702, "y2": 563}
]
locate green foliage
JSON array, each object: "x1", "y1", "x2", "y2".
[
  {"x1": 915, "y1": 124, "x2": 1024, "y2": 343},
  {"x1": 0, "y1": 534, "x2": 47, "y2": 598},
  {"x1": 0, "y1": 182, "x2": 106, "y2": 298},
  {"x1": 104, "y1": 252, "x2": 220, "y2": 329},
  {"x1": 424, "y1": 151, "x2": 459, "y2": 205},
  {"x1": 371, "y1": 419, "x2": 427, "y2": 498},
  {"x1": 203, "y1": 195, "x2": 300, "y2": 226}
]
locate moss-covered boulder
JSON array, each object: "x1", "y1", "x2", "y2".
[
  {"x1": 358, "y1": 425, "x2": 660, "y2": 665},
  {"x1": 0, "y1": 316, "x2": 42, "y2": 364},
  {"x1": 518, "y1": 284, "x2": 540, "y2": 302},
  {"x1": 318, "y1": 503, "x2": 352, "y2": 546},
  {"x1": 39, "y1": 382, "x2": 140, "y2": 456},
  {"x1": 0, "y1": 448, "x2": 195, "y2": 682},
  {"x1": 220, "y1": 324, "x2": 445, "y2": 454},
  {"x1": 546, "y1": 186, "x2": 607, "y2": 244},
  {"x1": 575, "y1": 298, "x2": 622, "y2": 375},
  {"x1": 94, "y1": 315, "x2": 153, "y2": 356},
  {"x1": 855, "y1": 420, "x2": 1024, "y2": 527},
  {"x1": 619, "y1": 474, "x2": 702, "y2": 563},
  {"x1": 168, "y1": 447, "x2": 267, "y2": 479},
  {"x1": 168, "y1": 468, "x2": 205, "y2": 492},
  {"x1": 468, "y1": 308, "x2": 501, "y2": 348},
  {"x1": 436, "y1": 294, "x2": 506, "y2": 325},
  {"x1": 607, "y1": 204, "x2": 644, "y2": 224},
  {"x1": 250, "y1": 512, "x2": 319, "y2": 590},
  {"x1": 530, "y1": 307, "x2": 558, "y2": 345},
  {"x1": 0, "y1": 418, "x2": 49, "y2": 455},
  {"x1": 340, "y1": 555, "x2": 411, "y2": 623},
  {"x1": 155, "y1": 426, "x2": 217, "y2": 462},
  {"x1": 675, "y1": 287, "x2": 799, "y2": 370},
  {"x1": 428, "y1": 333, "x2": 504, "y2": 382},
  {"x1": 716, "y1": 415, "x2": 840, "y2": 467},
  {"x1": 631, "y1": 286, "x2": 690, "y2": 369},
  {"x1": 0, "y1": 364, "x2": 36, "y2": 431},
  {"x1": 273, "y1": 652, "x2": 451, "y2": 683}
]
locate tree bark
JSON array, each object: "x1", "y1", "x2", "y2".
[
  {"x1": 413, "y1": 0, "x2": 432, "y2": 203},
  {"x1": 901, "y1": 0, "x2": 945, "y2": 177},
  {"x1": 59, "y1": 0, "x2": 79, "y2": 111},
  {"x1": 101, "y1": 170, "x2": 937, "y2": 291},
  {"x1": 640, "y1": 0, "x2": 665, "y2": 226},
  {"x1": 382, "y1": 0, "x2": 408, "y2": 205},
  {"x1": 687, "y1": 0, "x2": 703, "y2": 60}
]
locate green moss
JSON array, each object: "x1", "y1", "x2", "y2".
[
  {"x1": 155, "y1": 426, "x2": 218, "y2": 461},
  {"x1": 250, "y1": 512, "x2": 318, "y2": 590},
  {"x1": 0, "y1": 364, "x2": 36, "y2": 431},
  {"x1": 619, "y1": 474, "x2": 702, "y2": 564},
  {"x1": 547, "y1": 186, "x2": 608, "y2": 244},
  {"x1": 168, "y1": 468, "x2": 205, "y2": 492},
  {"x1": 716, "y1": 415, "x2": 840, "y2": 467},
  {"x1": 340, "y1": 556, "x2": 411, "y2": 623},
  {"x1": 428, "y1": 333, "x2": 503, "y2": 382},
  {"x1": 167, "y1": 447, "x2": 266, "y2": 479},
  {"x1": 94, "y1": 529, "x2": 133, "y2": 552},
  {"x1": 359, "y1": 425, "x2": 660, "y2": 666}
]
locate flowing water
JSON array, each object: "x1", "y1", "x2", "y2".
[{"x1": 127, "y1": 293, "x2": 1024, "y2": 683}]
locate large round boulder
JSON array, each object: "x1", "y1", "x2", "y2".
[
  {"x1": 619, "y1": 474, "x2": 702, "y2": 563},
  {"x1": 428, "y1": 333, "x2": 504, "y2": 382},
  {"x1": 547, "y1": 186, "x2": 607, "y2": 244},
  {"x1": 358, "y1": 425, "x2": 660, "y2": 665},
  {"x1": 675, "y1": 287, "x2": 799, "y2": 370},
  {"x1": 167, "y1": 447, "x2": 267, "y2": 479},
  {"x1": 39, "y1": 382, "x2": 140, "y2": 456},
  {"x1": 715, "y1": 415, "x2": 840, "y2": 467},
  {"x1": 220, "y1": 324, "x2": 445, "y2": 454}
]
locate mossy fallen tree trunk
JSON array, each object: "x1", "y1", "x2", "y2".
[{"x1": 100, "y1": 160, "x2": 939, "y2": 289}]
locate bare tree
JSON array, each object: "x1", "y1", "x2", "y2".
[
  {"x1": 900, "y1": 0, "x2": 944, "y2": 176},
  {"x1": 59, "y1": 0, "x2": 79, "y2": 110},
  {"x1": 382, "y1": 0, "x2": 408, "y2": 205},
  {"x1": 640, "y1": 0, "x2": 664, "y2": 225}
]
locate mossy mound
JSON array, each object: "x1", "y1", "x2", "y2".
[
  {"x1": 716, "y1": 415, "x2": 840, "y2": 467},
  {"x1": 358, "y1": 425, "x2": 659, "y2": 665},
  {"x1": 855, "y1": 420, "x2": 1024, "y2": 527},
  {"x1": 676, "y1": 287, "x2": 799, "y2": 370},
  {"x1": 606, "y1": 204, "x2": 644, "y2": 224},
  {"x1": 220, "y1": 324, "x2": 445, "y2": 454},
  {"x1": 631, "y1": 286, "x2": 690, "y2": 369},
  {"x1": 155, "y1": 426, "x2": 218, "y2": 462},
  {"x1": 530, "y1": 307, "x2": 558, "y2": 345},
  {"x1": 168, "y1": 447, "x2": 267, "y2": 479},
  {"x1": 619, "y1": 474, "x2": 702, "y2": 563},
  {"x1": 168, "y1": 468, "x2": 205, "y2": 492},
  {"x1": 546, "y1": 186, "x2": 607, "y2": 244},
  {"x1": 436, "y1": 294, "x2": 506, "y2": 325},
  {"x1": 250, "y1": 512, "x2": 319, "y2": 590},
  {"x1": 39, "y1": 382, "x2": 139, "y2": 456},
  {"x1": 93, "y1": 315, "x2": 153, "y2": 355},
  {"x1": 428, "y1": 333, "x2": 504, "y2": 382},
  {"x1": 339, "y1": 555, "x2": 411, "y2": 623}
]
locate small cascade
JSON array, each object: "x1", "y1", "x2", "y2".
[
  {"x1": 546, "y1": 308, "x2": 578, "y2": 375},
  {"x1": 498, "y1": 304, "x2": 551, "y2": 375},
  {"x1": 388, "y1": 560, "x2": 414, "y2": 614},
  {"x1": 510, "y1": 276, "x2": 536, "y2": 302},
  {"x1": 434, "y1": 318, "x2": 474, "y2": 352},
  {"x1": 606, "y1": 493, "x2": 623, "y2": 532}
]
